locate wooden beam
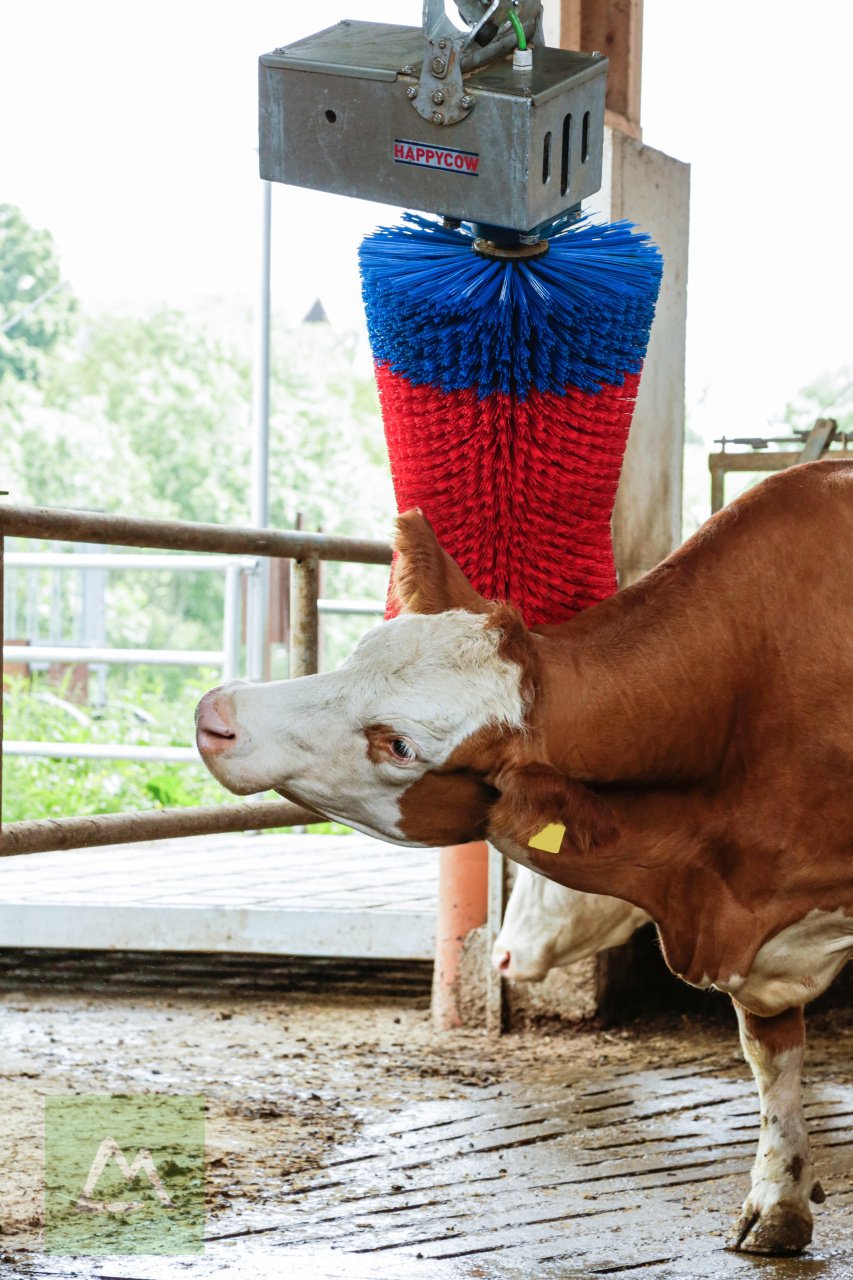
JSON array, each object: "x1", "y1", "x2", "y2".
[{"x1": 551, "y1": 0, "x2": 644, "y2": 137}]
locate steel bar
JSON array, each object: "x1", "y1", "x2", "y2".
[
  {"x1": 0, "y1": 505, "x2": 393, "y2": 566},
  {"x1": 317, "y1": 598, "x2": 384, "y2": 616},
  {"x1": 3, "y1": 645, "x2": 222, "y2": 667},
  {"x1": 3, "y1": 741, "x2": 201, "y2": 763},
  {"x1": 0, "y1": 799, "x2": 320, "y2": 857},
  {"x1": 5, "y1": 552, "x2": 260, "y2": 572},
  {"x1": 222, "y1": 563, "x2": 242, "y2": 680},
  {"x1": 290, "y1": 557, "x2": 320, "y2": 678},
  {"x1": 485, "y1": 843, "x2": 506, "y2": 1035},
  {"x1": 0, "y1": 536, "x2": 4, "y2": 828}
]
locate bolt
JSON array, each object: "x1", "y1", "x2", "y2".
[
  {"x1": 591, "y1": 50, "x2": 602, "y2": 58},
  {"x1": 432, "y1": 111, "x2": 444, "y2": 125},
  {"x1": 406, "y1": 85, "x2": 418, "y2": 99},
  {"x1": 431, "y1": 56, "x2": 446, "y2": 74},
  {"x1": 460, "y1": 94, "x2": 472, "y2": 109},
  {"x1": 438, "y1": 38, "x2": 447, "y2": 49},
  {"x1": 401, "y1": 64, "x2": 415, "y2": 75},
  {"x1": 432, "y1": 89, "x2": 445, "y2": 105}
]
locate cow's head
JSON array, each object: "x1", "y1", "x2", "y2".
[
  {"x1": 196, "y1": 512, "x2": 618, "y2": 854},
  {"x1": 492, "y1": 865, "x2": 651, "y2": 981}
]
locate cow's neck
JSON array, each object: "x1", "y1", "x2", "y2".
[{"x1": 532, "y1": 583, "x2": 737, "y2": 784}]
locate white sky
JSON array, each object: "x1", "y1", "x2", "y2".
[{"x1": 2, "y1": 1, "x2": 852, "y2": 442}]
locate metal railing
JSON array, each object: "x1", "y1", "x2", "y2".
[
  {"x1": 2, "y1": 547, "x2": 386, "y2": 764},
  {"x1": 708, "y1": 418, "x2": 849, "y2": 512},
  {"x1": 0, "y1": 503, "x2": 393, "y2": 857},
  {"x1": 3, "y1": 549, "x2": 259, "y2": 682}
]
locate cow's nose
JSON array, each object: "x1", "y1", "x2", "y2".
[
  {"x1": 494, "y1": 949, "x2": 512, "y2": 973},
  {"x1": 196, "y1": 690, "x2": 237, "y2": 755}
]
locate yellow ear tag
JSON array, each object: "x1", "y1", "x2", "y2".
[{"x1": 528, "y1": 822, "x2": 566, "y2": 854}]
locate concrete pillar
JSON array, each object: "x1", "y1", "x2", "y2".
[{"x1": 594, "y1": 129, "x2": 691, "y2": 584}]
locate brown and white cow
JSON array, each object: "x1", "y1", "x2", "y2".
[
  {"x1": 197, "y1": 459, "x2": 853, "y2": 1255},
  {"x1": 492, "y1": 864, "x2": 650, "y2": 980}
]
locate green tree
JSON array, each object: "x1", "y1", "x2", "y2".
[{"x1": 0, "y1": 204, "x2": 78, "y2": 385}]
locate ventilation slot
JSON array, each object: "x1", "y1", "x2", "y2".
[
  {"x1": 581, "y1": 111, "x2": 590, "y2": 162},
  {"x1": 542, "y1": 131, "x2": 552, "y2": 184},
  {"x1": 560, "y1": 113, "x2": 572, "y2": 196}
]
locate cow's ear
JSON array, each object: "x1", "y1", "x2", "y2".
[
  {"x1": 392, "y1": 510, "x2": 489, "y2": 615},
  {"x1": 488, "y1": 763, "x2": 618, "y2": 856}
]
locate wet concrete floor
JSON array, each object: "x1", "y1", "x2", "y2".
[{"x1": 2, "y1": 954, "x2": 851, "y2": 1280}]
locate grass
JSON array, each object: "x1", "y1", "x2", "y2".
[{"x1": 1, "y1": 667, "x2": 349, "y2": 835}]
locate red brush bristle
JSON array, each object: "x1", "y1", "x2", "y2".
[{"x1": 377, "y1": 364, "x2": 642, "y2": 626}]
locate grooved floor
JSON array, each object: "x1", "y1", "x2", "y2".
[{"x1": 18, "y1": 1030, "x2": 853, "y2": 1280}]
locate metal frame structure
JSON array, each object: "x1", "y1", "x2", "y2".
[
  {"x1": 708, "y1": 418, "x2": 849, "y2": 513},
  {"x1": 0, "y1": 503, "x2": 392, "y2": 858}
]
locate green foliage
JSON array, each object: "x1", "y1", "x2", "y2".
[
  {"x1": 1, "y1": 669, "x2": 234, "y2": 823},
  {"x1": 3, "y1": 668, "x2": 353, "y2": 833},
  {"x1": 0, "y1": 204, "x2": 78, "y2": 385}
]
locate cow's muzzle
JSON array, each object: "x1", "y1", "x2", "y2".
[{"x1": 195, "y1": 688, "x2": 238, "y2": 756}]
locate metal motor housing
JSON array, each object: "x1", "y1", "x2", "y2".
[{"x1": 259, "y1": 20, "x2": 607, "y2": 236}]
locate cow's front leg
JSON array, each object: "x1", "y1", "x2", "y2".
[{"x1": 731, "y1": 1001, "x2": 824, "y2": 1255}]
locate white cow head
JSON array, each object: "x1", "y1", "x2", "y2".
[
  {"x1": 492, "y1": 865, "x2": 651, "y2": 981},
  {"x1": 196, "y1": 512, "x2": 618, "y2": 856}
]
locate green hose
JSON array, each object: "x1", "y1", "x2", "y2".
[{"x1": 506, "y1": 8, "x2": 527, "y2": 50}]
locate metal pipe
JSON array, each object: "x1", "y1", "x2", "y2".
[
  {"x1": 0, "y1": 505, "x2": 392, "y2": 565},
  {"x1": 3, "y1": 741, "x2": 201, "y2": 763},
  {"x1": 485, "y1": 844, "x2": 506, "y2": 1035},
  {"x1": 5, "y1": 552, "x2": 260, "y2": 571},
  {"x1": 251, "y1": 179, "x2": 272, "y2": 533},
  {"x1": 247, "y1": 180, "x2": 273, "y2": 684},
  {"x1": 290, "y1": 557, "x2": 320, "y2": 678},
  {"x1": 3, "y1": 645, "x2": 223, "y2": 667},
  {"x1": 222, "y1": 563, "x2": 242, "y2": 680},
  {"x1": 317, "y1": 598, "x2": 384, "y2": 616},
  {"x1": 0, "y1": 798, "x2": 320, "y2": 857},
  {"x1": 431, "y1": 841, "x2": 489, "y2": 1030},
  {"x1": 0, "y1": 535, "x2": 4, "y2": 828}
]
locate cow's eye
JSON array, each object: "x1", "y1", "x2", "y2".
[{"x1": 389, "y1": 738, "x2": 416, "y2": 764}]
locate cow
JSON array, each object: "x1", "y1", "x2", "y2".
[
  {"x1": 196, "y1": 459, "x2": 853, "y2": 1256},
  {"x1": 493, "y1": 864, "x2": 650, "y2": 980}
]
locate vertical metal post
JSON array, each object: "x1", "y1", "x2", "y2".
[
  {"x1": 290, "y1": 557, "x2": 320, "y2": 678},
  {"x1": 432, "y1": 841, "x2": 489, "y2": 1029},
  {"x1": 222, "y1": 563, "x2": 242, "y2": 681},
  {"x1": 247, "y1": 179, "x2": 272, "y2": 683},
  {"x1": 0, "y1": 534, "x2": 4, "y2": 829},
  {"x1": 485, "y1": 843, "x2": 506, "y2": 1034}
]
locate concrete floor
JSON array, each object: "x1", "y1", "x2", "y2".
[
  {"x1": 2, "y1": 953, "x2": 851, "y2": 1280},
  {"x1": 0, "y1": 833, "x2": 439, "y2": 959}
]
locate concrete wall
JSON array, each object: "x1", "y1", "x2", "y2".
[{"x1": 595, "y1": 130, "x2": 691, "y2": 584}]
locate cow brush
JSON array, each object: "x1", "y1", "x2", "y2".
[
  {"x1": 360, "y1": 215, "x2": 662, "y2": 623},
  {"x1": 259, "y1": 1, "x2": 663, "y2": 625}
]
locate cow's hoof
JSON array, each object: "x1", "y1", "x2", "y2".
[{"x1": 730, "y1": 1202, "x2": 813, "y2": 1255}]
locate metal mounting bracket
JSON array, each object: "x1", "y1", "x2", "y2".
[{"x1": 407, "y1": 0, "x2": 542, "y2": 126}]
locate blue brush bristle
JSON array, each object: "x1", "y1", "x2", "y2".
[{"x1": 359, "y1": 214, "x2": 663, "y2": 398}]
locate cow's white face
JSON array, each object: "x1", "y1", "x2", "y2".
[
  {"x1": 196, "y1": 608, "x2": 527, "y2": 845},
  {"x1": 492, "y1": 865, "x2": 651, "y2": 981},
  {"x1": 197, "y1": 511, "x2": 619, "y2": 861}
]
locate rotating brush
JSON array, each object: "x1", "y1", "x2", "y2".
[{"x1": 359, "y1": 214, "x2": 663, "y2": 625}]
